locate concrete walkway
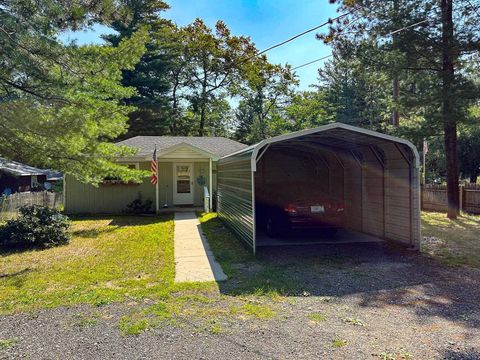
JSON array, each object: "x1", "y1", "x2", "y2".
[{"x1": 174, "y1": 212, "x2": 227, "y2": 283}]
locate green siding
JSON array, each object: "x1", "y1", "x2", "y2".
[
  {"x1": 65, "y1": 160, "x2": 215, "y2": 214},
  {"x1": 64, "y1": 161, "x2": 155, "y2": 214},
  {"x1": 157, "y1": 162, "x2": 173, "y2": 207}
]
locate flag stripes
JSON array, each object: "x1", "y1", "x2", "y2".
[{"x1": 151, "y1": 146, "x2": 158, "y2": 185}]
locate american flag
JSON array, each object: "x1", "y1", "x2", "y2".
[{"x1": 151, "y1": 146, "x2": 158, "y2": 186}]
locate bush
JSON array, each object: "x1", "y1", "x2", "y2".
[
  {"x1": 125, "y1": 193, "x2": 153, "y2": 214},
  {"x1": 0, "y1": 205, "x2": 70, "y2": 248}
]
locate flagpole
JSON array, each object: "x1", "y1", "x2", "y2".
[{"x1": 155, "y1": 145, "x2": 159, "y2": 214}]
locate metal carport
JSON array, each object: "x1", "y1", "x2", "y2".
[{"x1": 217, "y1": 123, "x2": 421, "y2": 254}]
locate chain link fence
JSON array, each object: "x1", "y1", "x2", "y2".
[{"x1": 0, "y1": 191, "x2": 63, "y2": 221}]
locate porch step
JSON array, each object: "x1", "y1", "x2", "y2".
[{"x1": 158, "y1": 206, "x2": 202, "y2": 213}]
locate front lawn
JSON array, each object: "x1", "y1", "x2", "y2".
[
  {"x1": 0, "y1": 215, "x2": 175, "y2": 314},
  {"x1": 422, "y1": 211, "x2": 480, "y2": 268}
]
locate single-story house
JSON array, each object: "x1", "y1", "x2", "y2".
[
  {"x1": 64, "y1": 136, "x2": 248, "y2": 214},
  {"x1": 0, "y1": 157, "x2": 52, "y2": 195},
  {"x1": 64, "y1": 123, "x2": 421, "y2": 254}
]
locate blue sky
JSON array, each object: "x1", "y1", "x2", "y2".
[{"x1": 61, "y1": 0, "x2": 339, "y2": 90}]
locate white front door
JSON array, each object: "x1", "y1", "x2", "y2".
[{"x1": 173, "y1": 163, "x2": 194, "y2": 205}]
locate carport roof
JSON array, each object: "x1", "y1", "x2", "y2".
[{"x1": 222, "y1": 123, "x2": 420, "y2": 168}]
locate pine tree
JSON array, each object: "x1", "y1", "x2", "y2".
[
  {"x1": 0, "y1": 0, "x2": 149, "y2": 183},
  {"x1": 326, "y1": 0, "x2": 480, "y2": 218}
]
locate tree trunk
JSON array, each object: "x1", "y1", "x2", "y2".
[
  {"x1": 199, "y1": 74, "x2": 208, "y2": 137},
  {"x1": 441, "y1": 0, "x2": 459, "y2": 219},
  {"x1": 392, "y1": 77, "x2": 400, "y2": 127},
  {"x1": 170, "y1": 80, "x2": 179, "y2": 135},
  {"x1": 391, "y1": 0, "x2": 400, "y2": 127},
  {"x1": 199, "y1": 101, "x2": 206, "y2": 136}
]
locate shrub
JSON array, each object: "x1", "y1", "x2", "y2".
[
  {"x1": 125, "y1": 193, "x2": 153, "y2": 214},
  {"x1": 0, "y1": 205, "x2": 70, "y2": 248}
]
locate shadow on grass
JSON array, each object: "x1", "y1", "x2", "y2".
[
  {"x1": 200, "y1": 213, "x2": 480, "y2": 330},
  {"x1": 0, "y1": 268, "x2": 31, "y2": 279},
  {"x1": 70, "y1": 214, "x2": 171, "y2": 227},
  {"x1": 70, "y1": 227, "x2": 119, "y2": 238}
]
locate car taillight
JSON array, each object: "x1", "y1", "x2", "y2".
[{"x1": 284, "y1": 203, "x2": 298, "y2": 215}]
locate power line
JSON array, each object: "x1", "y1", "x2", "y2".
[
  {"x1": 388, "y1": 19, "x2": 429, "y2": 35},
  {"x1": 292, "y1": 54, "x2": 333, "y2": 70},
  {"x1": 255, "y1": 12, "x2": 351, "y2": 57},
  {"x1": 197, "y1": 12, "x2": 352, "y2": 81},
  {"x1": 466, "y1": 0, "x2": 480, "y2": 17},
  {"x1": 292, "y1": 18, "x2": 430, "y2": 71}
]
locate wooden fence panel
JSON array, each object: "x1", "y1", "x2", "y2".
[
  {"x1": 0, "y1": 191, "x2": 63, "y2": 221},
  {"x1": 422, "y1": 185, "x2": 448, "y2": 212},
  {"x1": 464, "y1": 184, "x2": 480, "y2": 214},
  {"x1": 422, "y1": 184, "x2": 480, "y2": 214}
]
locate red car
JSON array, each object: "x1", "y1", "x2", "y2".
[{"x1": 256, "y1": 183, "x2": 345, "y2": 238}]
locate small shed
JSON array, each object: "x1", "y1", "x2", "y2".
[
  {"x1": 0, "y1": 157, "x2": 49, "y2": 194},
  {"x1": 216, "y1": 123, "x2": 421, "y2": 254}
]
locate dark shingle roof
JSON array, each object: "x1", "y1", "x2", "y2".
[{"x1": 116, "y1": 136, "x2": 247, "y2": 158}]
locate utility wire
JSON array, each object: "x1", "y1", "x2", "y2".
[
  {"x1": 293, "y1": 54, "x2": 333, "y2": 70},
  {"x1": 466, "y1": 0, "x2": 480, "y2": 17},
  {"x1": 388, "y1": 19, "x2": 429, "y2": 35},
  {"x1": 255, "y1": 12, "x2": 351, "y2": 57},
  {"x1": 292, "y1": 18, "x2": 430, "y2": 71},
  {"x1": 196, "y1": 11, "x2": 351, "y2": 81}
]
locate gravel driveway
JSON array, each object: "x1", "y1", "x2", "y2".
[{"x1": 1, "y1": 242, "x2": 479, "y2": 360}]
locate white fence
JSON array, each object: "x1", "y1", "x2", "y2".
[{"x1": 0, "y1": 191, "x2": 63, "y2": 221}]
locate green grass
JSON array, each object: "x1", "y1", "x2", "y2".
[
  {"x1": 71, "y1": 312, "x2": 100, "y2": 328},
  {"x1": 0, "y1": 215, "x2": 175, "y2": 314},
  {"x1": 422, "y1": 211, "x2": 480, "y2": 268},
  {"x1": 199, "y1": 212, "x2": 301, "y2": 297},
  {"x1": 198, "y1": 212, "x2": 253, "y2": 277},
  {"x1": 207, "y1": 321, "x2": 223, "y2": 334},
  {"x1": 118, "y1": 316, "x2": 149, "y2": 336},
  {"x1": 308, "y1": 312, "x2": 326, "y2": 323},
  {"x1": 0, "y1": 212, "x2": 285, "y2": 336},
  {"x1": 332, "y1": 338, "x2": 347, "y2": 348},
  {"x1": 0, "y1": 338, "x2": 16, "y2": 350},
  {"x1": 240, "y1": 303, "x2": 276, "y2": 319}
]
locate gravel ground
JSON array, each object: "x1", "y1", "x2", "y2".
[{"x1": 1, "y1": 242, "x2": 479, "y2": 360}]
